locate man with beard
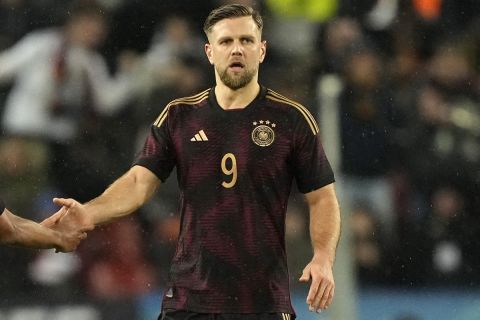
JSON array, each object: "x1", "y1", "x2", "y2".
[
  {"x1": 0, "y1": 197, "x2": 88, "y2": 251},
  {"x1": 44, "y1": 4, "x2": 341, "y2": 319}
]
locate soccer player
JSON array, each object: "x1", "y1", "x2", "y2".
[
  {"x1": 0, "y1": 197, "x2": 88, "y2": 251},
  {"x1": 44, "y1": 4, "x2": 341, "y2": 319}
]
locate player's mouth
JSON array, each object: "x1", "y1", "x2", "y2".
[{"x1": 229, "y1": 62, "x2": 245, "y2": 72}]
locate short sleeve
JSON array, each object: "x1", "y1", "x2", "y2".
[
  {"x1": 291, "y1": 116, "x2": 335, "y2": 193},
  {"x1": 133, "y1": 114, "x2": 176, "y2": 182}
]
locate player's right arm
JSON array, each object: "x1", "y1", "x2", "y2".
[{"x1": 45, "y1": 165, "x2": 161, "y2": 229}]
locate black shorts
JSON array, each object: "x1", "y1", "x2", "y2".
[{"x1": 158, "y1": 310, "x2": 295, "y2": 320}]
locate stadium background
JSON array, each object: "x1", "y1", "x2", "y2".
[{"x1": 0, "y1": 0, "x2": 479, "y2": 319}]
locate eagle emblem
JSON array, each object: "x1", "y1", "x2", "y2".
[{"x1": 251, "y1": 120, "x2": 275, "y2": 147}]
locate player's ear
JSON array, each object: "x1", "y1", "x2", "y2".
[
  {"x1": 259, "y1": 40, "x2": 267, "y2": 63},
  {"x1": 205, "y1": 43, "x2": 214, "y2": 65}
]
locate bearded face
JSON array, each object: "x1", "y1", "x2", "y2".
[
  {"x1": 205, "y1": 16, "x2": 266, "y2": 91},
  {"x1": 216, "y1": 63, "x2": 258, "y2": 90}
]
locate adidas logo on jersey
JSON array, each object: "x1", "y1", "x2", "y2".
[{"x1": 190, "y1": 130, "x2": 208, "y2": 141}]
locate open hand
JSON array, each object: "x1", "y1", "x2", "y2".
[
  {"x1": 42, "y1": 198, "x2": 95, "y2": 252},
  {"x1": 42, "y1": 198, "x2": 94, "y2": 230},
  {"x1": 299, "y1": 254, "x2": 335, "y2": 313}
]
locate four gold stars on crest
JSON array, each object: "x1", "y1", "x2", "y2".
[{"x1": 253, "y1": 120, "x2": 276, "y2": 127}]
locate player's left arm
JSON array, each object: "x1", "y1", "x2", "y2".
[{"x1": 299, "y1": 183, "x2": 341, "y2": 312}]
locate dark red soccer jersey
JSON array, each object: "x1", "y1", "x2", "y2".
[{"x1": 134, "y1": 86, "x2": 335, "y2": 314}]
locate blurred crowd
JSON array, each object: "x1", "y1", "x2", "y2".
[{"x1": 0, "y1": 0, "x2": 479, "y2": 304}]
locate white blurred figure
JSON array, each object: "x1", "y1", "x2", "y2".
[
  {"x1": 0, "y1": 1, "x2": 135, "y2": 143},
  {"x1": 134, "y1": 15, "x2": 206, "y2": 99},
  {"x1": 0, "y1": 1, "x2": 138, "y2": 200}
]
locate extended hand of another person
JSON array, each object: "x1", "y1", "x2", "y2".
[
  {"x1": 54, "y1": 223, "x2": 88, "y2": 253},
  {"x1": 42, "y1": 198, "x2": 95, "y2": 252},
  {"x1": 299, "y1": 253, "x2": 335, "y2": 313}
]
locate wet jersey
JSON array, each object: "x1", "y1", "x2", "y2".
[{"x1": 134, "y1": 86, "x2": 335, "y2": 314}]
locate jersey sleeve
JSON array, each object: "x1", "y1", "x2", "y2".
[
  {"x1": 0, "y1": 198, "x2": 5, "y2": 215},
  {"x1": 291, "y1": 114, "x2": 335, "y2": 194},
  {"x1": 132, "y1": 107, "x2": 176, "y2": 182}
]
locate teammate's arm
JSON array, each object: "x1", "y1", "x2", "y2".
[
  {"x1": 0, "y1": 208, "x2": 86, "y2": 252},
  {"x1": 299, "y1": 183, "x2": 341, "y2": 312},
  {"x1": 45, "y1": 165, "x2": 161, "y2": 228},
  {"x1": 0, "y1": 208, "x2": 16, "y2": 243}
]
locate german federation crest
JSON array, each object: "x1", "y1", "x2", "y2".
[{"x1": 251, "y1": 120, "x2": 275, "y2": 147}]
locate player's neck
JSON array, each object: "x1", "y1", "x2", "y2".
[{"x1": 214, "y1": 81, "x2": 260, "y2": 110}]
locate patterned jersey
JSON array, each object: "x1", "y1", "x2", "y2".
[
  {"x1": 133, "y1": 86, "x2": 335, "y2": 314},
  {"x1": 0, "y1": 198, "x2": 4, "y2": 214}
]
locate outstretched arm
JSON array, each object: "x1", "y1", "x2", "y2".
[
  {"x1": 299, "y1": 183, "x2": 341, "y2": 312},
  {"x1": 0, "y1": 208, "x2": 87, "y2": 252},
  {"x1": 43, "y1": 165, "x2": 161, "y2": 229}
]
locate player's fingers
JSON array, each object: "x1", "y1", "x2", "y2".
[
  {"x1": 311, "y1": 279, "x2": 329, "y2": 311},
  {"x1": 323, "y1": 284, "x2": 335, "y2": 309},
  {"x1": 80, "y1": 225, "x2": 95, "y2": 232},
  {"x1": 41, "y1": 209, "x2": 65, "y2": 227},
  {"x1": 53, "y1": 197, "x2": 77, "y2": 209},
  {"x1": 306, "y1": 278, "x2": 320, "y2": 306},
  {"x1": 299, "y1": 267, "x2": 311, "y2": 283},
  {"x1": 318, "y1": 281, "x2": 335, "y2": 310},
  {"x1": 40, "y1": 216, "x2": 56, "y2": 227}
]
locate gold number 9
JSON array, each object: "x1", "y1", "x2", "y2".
[{"x1": 221, "y1": 153, "x2": 237, "y2": 188}]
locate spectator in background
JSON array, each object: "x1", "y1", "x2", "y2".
[
  {"x1": 314, "y1": 17, "x2": 363, "y2": 74},
  {"x1": 0, "y1": 0, "x2": 137, "y2": 202},
  {"x1": 132, "y1": 15, "x2": 209, "y2": 121},
  {"x1": 394, "y1": 185, "x2": 480, "y2": 287},
  {"x1": 349, "y1": 204, "x2": 388, "y2": 285},
  {"x1": 405, "y1": 40, "x2": 480, "y2": 217},
  {"x1": 421, "y1": 186, "x2": 476, "y2": 286},
  {"x1": 383, "y1": 21, "x2": 426, "y2": 237},
  {"x1": 338, "y1": 42, "x2": 397, "y2": 241}
]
